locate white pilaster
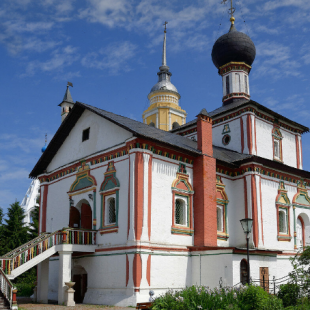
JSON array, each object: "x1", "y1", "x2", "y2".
[
  {"x1": 242, "y1": 115, "x2": 249, "y2": 154},
  {"x1": 128, "y1": 152, "x2": 136, "y2": 242},
  {"x1": 37, "y1": 258, "x2": 49, "y2": 304},
  {"x1": 141, "y1": 154, "x2": 150, "y2": 242},
  {"x1": 58, "y1": 251, "x2": 73, "y2": 305},
  {"x1": 156, "y1": 113, "x2": 159, "y2": 128}
]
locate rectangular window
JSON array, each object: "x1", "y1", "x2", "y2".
[
  {"x1": 274, "y1": 139, "x2": 280, "y2": 159},
  {"x1": 175, "y1": 198, "x2": 186, "y2": 226},
  {"x1": 279, "y1": 209, "x2": 287, "y2": 234},
  {"x1": 235, "y1": 73, "x2": 241, "y2": 92},
  {"x1": 217, "y1": 206, "x2": 224, "y2": 232},
  {"x1": 226, "y1": 75, "x2": 230, "y2": 95},
  {"x1": 244, "y1": 75, "x2": 248, "y2": 93},
  {"x1": 82, "y1": 128, "x2": 90, "y2": 142}
]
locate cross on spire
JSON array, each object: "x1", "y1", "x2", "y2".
[
  {"x1": 45, "y1": 133, "x2": 47, "y2": 144},
  {"x1": 163, "y1": 21, "x2": 168, "y2": 33},
  {"x1": 221, "y1": 0, "x2": 235, "y2": 21}
]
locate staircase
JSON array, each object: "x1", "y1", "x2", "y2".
[{"x1": 0, "y1": 228, "x2": 97, "y2": 309}]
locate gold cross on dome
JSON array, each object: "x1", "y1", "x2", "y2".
[
  {"x1": 163, "y1": 21, "x2": 168, "y2": 32},
  {"x1": 221, "y1": 0, "x2": 235, "y2": 19}
]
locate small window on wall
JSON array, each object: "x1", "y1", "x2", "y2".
[
  {"x1": 106, "y1": 197, "x2": 116, "y2": 225},
  {"x1": 235, "y1": 73, "x2": 241, "y2": 92},
  {"x1": 82, "y1": 128, "x2": 90, "y2": 142},
  {"x1": 244, "y1": 75, "x2": 248, "y2": 93},
  {"x1": 226, "y1": 75, "x2": 230, "y2": 95},
  {"x1": 272, "y1": 128, "x2": 283, "y2": 161},
  {"x1": 279, "y1": 210, "x2": 287, "y2": 234},
  {"x1": 175, "y1": 198, "x2": 186, "y2": 226},
  {"x1": 217, "y1": 206, "x2": 224, "y2": 232}
]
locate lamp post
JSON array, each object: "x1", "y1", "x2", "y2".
[{"x1": 240, "y1": 218, "x2": 253, "y2": 285}]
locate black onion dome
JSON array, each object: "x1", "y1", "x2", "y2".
[{"x1": 211, "y1": 25, "x2": 256, "y2": 69}]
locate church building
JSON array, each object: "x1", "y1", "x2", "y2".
[{"x1": 1, "y1": 10, "x2": 310, "y2": 308}]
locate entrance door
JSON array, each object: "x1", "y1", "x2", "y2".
[
  {"x1": 69, "y1": 207, "x2": 80, "y2": 228},
  {"x1": 260, "y1": 267, "x2": 269, "y2": 292},
  {"x1": 73, "y1": 274, "x2": 88, "y2": 303},
  {"x1": 81, "y1": 203, "x2": 92, "y2": 229},
  {"x1": 240, "y1": 259, "x2": 248, "y2": 285}
]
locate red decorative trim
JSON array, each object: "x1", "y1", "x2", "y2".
[
  {"x1": 240, "y1": 117, "x2": 244, "y2": 153},
  {"x1": 254, "y1": 116, "x2": 257, "y2": 154},
  {"x1": 99, "y1": 227, "x2": 118, "y2": 235},
  {"x1": 244, "y1": 177, "x2": 248, "y2": 218},
  {"x1": 296, "y1": 135, "x2": 300, "y2": 169},
  {"x1": 148, "y1": 156, "x2": 152, "y2": 240},
  {"x1": 41, "y1": 185, "x2": 48, "y2": 232},
  {"x1": 259, "y1": 177, "x2": 264, "y2": 245},
  {"x1": 135, "y1": 153, "x2": 144, "y2": 241},
  {"x1": 133, "y1": 254, "x2": 142, "y2": 290},
  {"x1": 297, "y1": 216, "x2": 305, "y2": 248},
  {"x1": 95, "y1": 245, "x2": 190, "y2": 253},
  {"x1": 251, "y1": 175, "x2": 258, "y2": 247},
  {"x1": 247, "y1": 115, "x2": 253, "y2": 154},
  {"x1": 127, "y1": 155, "x2": 131, "y2": 239},
  {"x1": 126, "y1": 255, "x2": 129, "y2": 286},
  {"x1": 147, "y1": 255, "x2": 151, "y2": 286}
]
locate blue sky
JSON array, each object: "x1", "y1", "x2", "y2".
[{"x1": 0, "y1": 0, "x2": 310, "y2": 214}]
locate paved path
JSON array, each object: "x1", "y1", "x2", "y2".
[
  {"x1": 17, "y1": 299, "x2": 134, "y2": 310},
  {"x1": 18, "y1": 304, "x2": 134, "y2": 310}
]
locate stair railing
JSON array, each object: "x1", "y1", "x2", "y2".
[
  {"x1": 0, "y1": 228, "x2": 96, "y2": 275},
  {"x1": 0, "y1": 267, "x2": 14, "y2": 309}
]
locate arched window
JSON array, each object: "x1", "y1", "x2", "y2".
[
  {"x1": 235, "y1": 73, "x2": 241, "y2": 92},
  {"x1": 279, "y1": 210, "x2": 287, "y2": 233},
  {"x1": 240, "y1": 259, "x2": 248, "y2": 285},
  {"x1": 175, "y1": 199, "x2": 186, "y2": 226},
  {"x1": 297, "y1": 217, "x2": 305, "y2": 249},
  {"x1": 226, "y1": 75, "x2": 230, "y2": 94},
  {"x1": 107, "y1": 197, "x2": 116, "y2": 225},
  {"x1": 149, "y1": 122, "x2": 155, "y2": 127},
  {"x1": 172, "y1": 122, "x2": 180, "y2": 129},
  {"x1": 244, "y1": 75, "x2": 248, "y2": 94}
]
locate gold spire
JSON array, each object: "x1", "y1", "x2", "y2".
[{"x1": 221, "y1": 0, "x2": 235, "y2": 25}]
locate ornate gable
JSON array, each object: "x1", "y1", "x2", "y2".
[
  {"x1": 276, "y1": 181, "x2": 290, "y2": 205},
  {"x1": 100, "y1": 162, "x2": 120, "y2": 192},
  {"x1": 69, "y1": 161, "x2": 97, "y2": 193},
  {"x1": 171, "y1": 163, "x2": 193, "y2": 193},
  {"x1": 293, "y1": 180, "x2": 310, "y2": 206},
  {"x1": 216, "y1": 176, "x2": 228, "y2": 202}
]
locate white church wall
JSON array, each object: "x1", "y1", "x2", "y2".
[
  {"x1": 212, "y1": 118, "x2": 241, "y2": 153},
  {"x1": 261, "y1": 178, "x2": 295, "y2": 251},
  {"x1": 48, "y1": 259, "x2": 59, "y2": 301},
  {"x1": 95, "y1": 158, "x2": 129, "y2": 246},
  {"x1": 47, "y1": 110, "x2": 133, "y2": 172},
  {"x1": 151, "y1": 157, "x2": 194, "y2": 246},
  {"x1": 256, "y1": 118, "x2": 298, "y2": 168},
  {"x1": 256, "y1": 119, "x2": 273, "y2": 160},
  {"x1": 219, "y1": 177, "x2": 247, "y2": 248},
  {"x1": 282, "y1": 130, "x2": 297, "y2": 168}
]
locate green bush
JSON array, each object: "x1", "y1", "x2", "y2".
[
  {"x1": 278, "y1": 283, "x2": 300, "y2": 307},
  {"x1": 15, "y1": 282, "x2": 35, "y2": 297},
  {"x1": 151, "y1": 284, "x2": 284, "y2": 310}
]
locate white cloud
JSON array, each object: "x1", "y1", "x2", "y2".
[
  {"x1": 23, "y1": 45, "x2": 79, "y2": 76},
  {"x1": 81, "y1": 41, "x2": 137, "y2": 74}
]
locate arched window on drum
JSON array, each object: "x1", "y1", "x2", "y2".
[{"x1": 297, "y1": 216, "x2": 305, "y2": 250}]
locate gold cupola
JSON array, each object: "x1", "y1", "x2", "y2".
[{"x1": 142, "y1": 22, "x2": 187, "y2": 131}]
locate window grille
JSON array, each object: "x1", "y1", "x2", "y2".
[
  {"x1": 279, "y1": 210, "x2": 286, "y2": 233},
  {"x1": 108, "y1": 198, "x2": 116, "y2": 224},
  {"x1": 217, "y1": 206, "x2": 223, "y2": 231},
  {"x1": 175, "y1": 199, "x2": 185, "y2": 225}
]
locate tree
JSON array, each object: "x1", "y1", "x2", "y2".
[
  {"x1": 29, "y1": 205, "x2": 39, "y2": 239},
  {"x1": 2, "y1": 201, "x2": 30, "y2": 253}
]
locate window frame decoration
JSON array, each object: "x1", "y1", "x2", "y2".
[
  {"x1": 276, "y1": 181, "x2": 291, "y2": 242},
  {"x1": 99, "y1": 161, "x2": 120, "y2": 234},
  {"x1": 171, "y1": 163, "x2": 194, "y2": 236},
  {"x1": 296, "y1": 216, "x2": 305, "y2": 250},
  {"x1": 272, "y1": 127, "x2": 283, "y2": 162},
  {"x1": 216, "y1": 176, "x2": 229, "y2": 240},
  {"x1": 292, "y1": 180, "x2": 310, "y2": 249}
]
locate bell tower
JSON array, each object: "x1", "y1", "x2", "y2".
[
  {"x1": 59, "y1": 82, "x2": 74, "y2": 122},
  {"x1": 142, "y1": 22, "x2": 187, "y2": 131}
]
